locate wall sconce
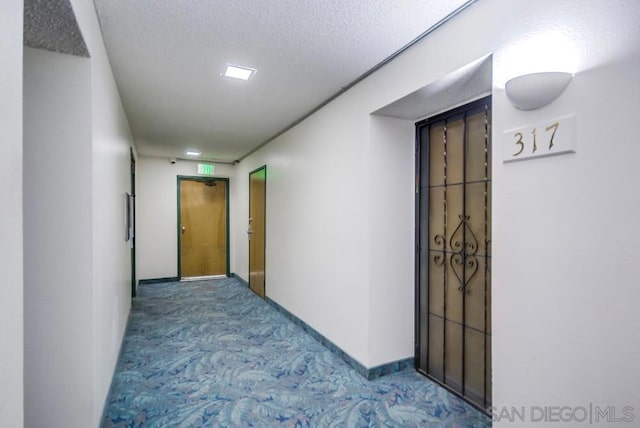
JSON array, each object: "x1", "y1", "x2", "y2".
[{"x1": 505, "y1": 72, "x2": 573, "y2": 110}]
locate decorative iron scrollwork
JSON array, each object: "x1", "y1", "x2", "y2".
[
  {"x1": 432, "y1": 215, "x2": 482, "y2": 294},
  {"x1": 451, "y1": 214, "x2": 480, "y2": 293},
  {"x1": 433, "y1": 234, "x2": 446, "y2": 266},
  {"x1": 450, "y1": 214, "x2": 479, "y2": 257},
  {"x1": 450, "y1": 252, "x2": 479, "y2": 293}
]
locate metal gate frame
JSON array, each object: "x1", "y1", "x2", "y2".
[{"x1": 414, "y1": 96, "x2": 492, "y2": 413}]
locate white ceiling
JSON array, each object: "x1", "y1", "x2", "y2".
[{"x1": 93, "y1": 0, "x2": 473, "y2": 162}]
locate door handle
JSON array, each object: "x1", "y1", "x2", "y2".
[{"x1": 181, "y1": 225, "x2": 186, "y2": 234}]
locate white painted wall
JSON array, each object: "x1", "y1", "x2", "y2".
[
  {"x1": 69, "y1": 0, "x2": 137, "y2": 420},
  {"x1": 489, "y1": 2, "x2": 640, "y2": 423},
  {"x1": 231, "y1": 6, "x2": 494, "y2": 368},
  {"x1": 23, "y1": 1, "x2": 137, "y2": 424},
  {"x1": 23, "y1": 46, "x2": 94, "y2": 427},
  {"x1": 136, "y1": 156, "x2": 235, "y2": 280},
  {"x1": 228, "y1": 0, "x2": 640, "y2": 418},
  {"x1": 368, "y1": 115, "x2": 415, "y2": 366},
  {"x1": 234, "y1": 97, "x2": 373, "y2": 365},
  {"x1": 0, "y1": 1, "x2": 23, "y2": 426}
]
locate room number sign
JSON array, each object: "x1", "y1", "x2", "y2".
[{"x1": 503, "y1": 114, "x2": 576, "y2": 162}]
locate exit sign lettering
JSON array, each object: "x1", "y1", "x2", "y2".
[{"x1": 198, "y1": 163, "x2": 215, "y2": 175}]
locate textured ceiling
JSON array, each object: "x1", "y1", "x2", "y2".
[
  {"x1": 93, "y1": 0, "x2": 473, "y2": 162},
  {"x1": 24, "y1": 0, "x2": 89, "y2": 57}
]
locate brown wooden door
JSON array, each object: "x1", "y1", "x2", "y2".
[
  {"x1": 249, "y1": 166, "x2": 266, "y2": 297},
  {"x1": 179, "y1": 178, "x2": 227, "y2": 278}
]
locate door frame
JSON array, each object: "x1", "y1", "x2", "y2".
[
  {"x1": 414, "y1": 96, "x2": 492, "y2": 413},
  {"x1": 248, "y1": 165, "x2": 267, "y2": 297},
  {"x1": 130, "y1": 148, "x2": 136, "y2": 297},
  {"x1": 176, "y1": 175, "x2": 230, "y2": 279}
]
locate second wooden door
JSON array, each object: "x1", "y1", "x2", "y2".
[{"x1": 249, "y1": 166, "x2": 266, "y2": 297}]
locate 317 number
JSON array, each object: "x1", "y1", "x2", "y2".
[{"x1": 512, "y1": 121, "x2": 560, "y2": 157}]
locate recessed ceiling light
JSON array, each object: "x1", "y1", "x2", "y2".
[
  {"x1": 224, "y1": 64, "x2": 256, "y2": 80},
  {"x1": 185, "y1": 150, "x2": 201, "y2": 156}
]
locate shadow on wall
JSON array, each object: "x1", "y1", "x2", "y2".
[{"x1": 372, "y1": 54, "x2": 492, "y2": 121}]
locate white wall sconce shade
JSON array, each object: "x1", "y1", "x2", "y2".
[{"x1": 505, "y1": 72, "x2": 573, "y2": 110}]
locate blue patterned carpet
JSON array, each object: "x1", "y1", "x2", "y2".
[{"x1": 102, "y1": 278, "x2": 490, "y2": 427}]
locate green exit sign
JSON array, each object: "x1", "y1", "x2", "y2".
[{"x1": 198, "y1": 163, "x2": 215, "y2": 175}]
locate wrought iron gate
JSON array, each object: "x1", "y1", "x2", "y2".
[{"x1": 415, "y1": 97, "x2": 492, "y2": 411}]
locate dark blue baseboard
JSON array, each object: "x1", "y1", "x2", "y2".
[
  {"x1": 139, "y1": 277, "x2": 179, "y2": 285},
  {"x1": 265, "y1": 297, "x2": 414, "y2": 380},
  {"x1": 230, "y1": 273, "x2": 249, "y2": 287},
  {"x1": 101, "y1": 306, "x2": 133, "y2": 424}
]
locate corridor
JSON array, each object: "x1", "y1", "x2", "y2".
[{"x1": 102, "y1": 278, "x2": 490, "y2": 427}]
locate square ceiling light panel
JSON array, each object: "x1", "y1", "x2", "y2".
[{"x1": 224, "y1": 64, "x2": 256, "y2": 80}]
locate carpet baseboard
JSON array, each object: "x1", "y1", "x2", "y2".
[
  {"x1": 265, "y1": 296, "x2": 414, "y2": 380},
  {"x1": 139, "y1": 277, "x2": 180, "y2": 285},
  {"x1": 230, "y1": 273, "x2": 249, "y2": 287}
]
